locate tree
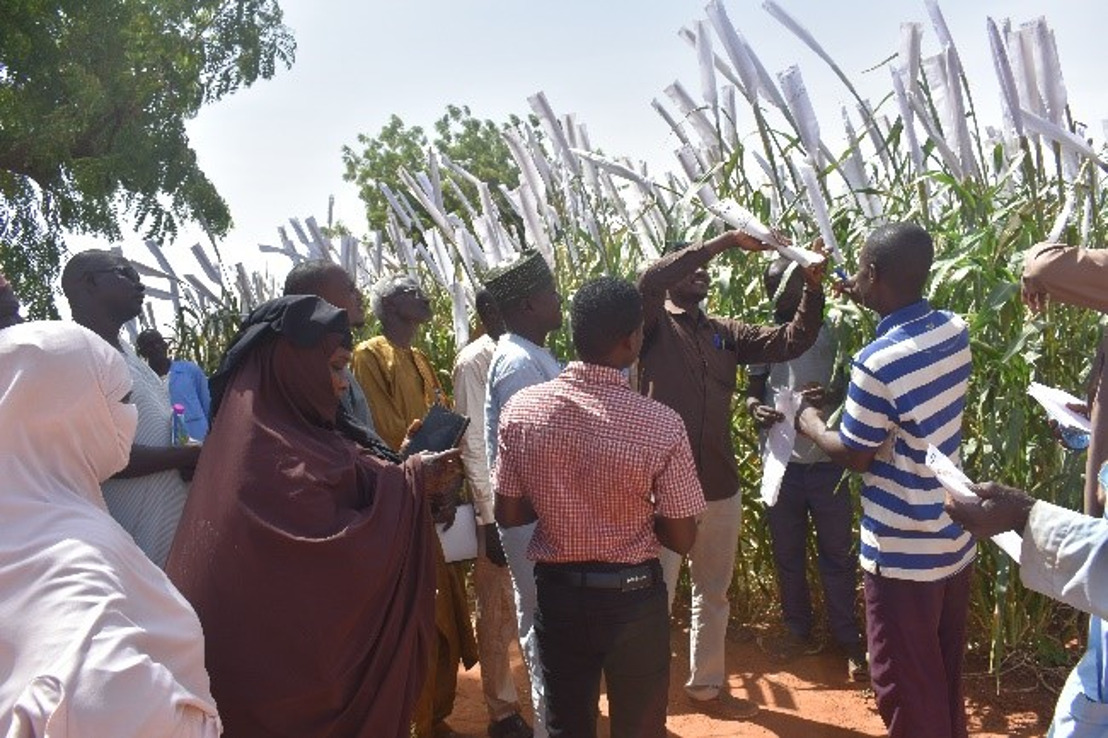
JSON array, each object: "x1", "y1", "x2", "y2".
[
  {"x1": 0, "y1": 0, "x2": 295, "y2": 317},
  {"x1": 341, "y1": 114, "x2": 431, "y2": 229},
  {"x1": 341, "y1": 104, "x2": 534, "y2": 235}
]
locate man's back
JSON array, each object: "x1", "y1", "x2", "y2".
[
  {"x1": 495, "y1": 362, "x2": 702, "y2": 564},
  {"x1": 840, "y1": 300, "x2": 974, "y2": 580}
]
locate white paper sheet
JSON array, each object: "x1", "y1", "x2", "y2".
[
  {"x1": 925, "y1": 445, "x2": 1022, "y2": 564},
  {"x1": 1027, "y1": 381, "x2": 1091, "y2": 433},
  {"x1": 760, "y1": 389, "x2": 802, "y2": 507},
  {"x1": 436, "y1": 502, "x2": 478, "y2": 563},
  {"x1": 703, "y1": 198, "x2": 826, "y2": 268}
]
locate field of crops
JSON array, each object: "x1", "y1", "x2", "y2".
[{"x1": 149, "y1": 2, "x2": 1107, "y2": 678}]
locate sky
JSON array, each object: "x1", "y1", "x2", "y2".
[{"x1": 78, "y1": 0, "x2": 1108, "y2": 286}]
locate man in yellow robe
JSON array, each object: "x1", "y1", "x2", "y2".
[{"x1": 352, "y1": 274, "x2": 479, "y2": 738}]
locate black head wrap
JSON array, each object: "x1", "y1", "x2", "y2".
[{"x1": 208, "y1": 295, "x2": 401, "y2": 463}]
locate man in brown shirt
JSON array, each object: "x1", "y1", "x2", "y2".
[{"x1": 637, "y1": 231, "x2": 825, "y2": 716}]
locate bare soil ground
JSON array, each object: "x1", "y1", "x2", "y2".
[{"x1": 445, "y1": 622, "x2": 1058, "y2": 737}]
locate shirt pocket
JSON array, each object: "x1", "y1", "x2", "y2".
[{"x1": 704, "y1": 346, "x2": 738, "y2": 392}]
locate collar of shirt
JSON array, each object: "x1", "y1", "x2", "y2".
[
  {"x1": 663, "y1": 299, "x2": 704, "y2": 321},
  {"x1": 562, "y1": 361, "x2": 629, "y2": 387},
  {"x1": 503, "y1": 331, "x2": 548, "y2": 353},
  {"x1": 875, "y1": 299, "x2": 931, "y2": 338}
]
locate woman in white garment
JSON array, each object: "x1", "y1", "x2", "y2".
[{"x1": 0, "y1": 321, "x2": 220, "y2": 737}]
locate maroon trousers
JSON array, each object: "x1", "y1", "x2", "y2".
[{"x1": 864, "y1": 564, "x2": 972, "y2": 738}]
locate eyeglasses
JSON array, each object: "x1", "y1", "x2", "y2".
[{"x1": 88, "y1": 265, "x2": 141, "y2": 283}]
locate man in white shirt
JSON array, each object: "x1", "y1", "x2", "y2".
[
  {"x1": 63, "y1": 249, "x2": 199, "y2": 568},
  {"x1": 454, "y1": 289, "x2": 532, "y2": 738}
]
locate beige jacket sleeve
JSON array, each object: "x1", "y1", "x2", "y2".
[
  {"x1": 1023, "y1": 243, "x2": 1108, "y2": 312},
  {"x1": 1023, "y1": 243, "x2": 1108, "y2": 515},
  {"x1": 1021, "y1": 499, "x2": 1108, "y2": 620}
]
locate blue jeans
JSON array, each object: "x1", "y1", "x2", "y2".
[
  {"x1": 766, "y1": 461, "x2": 861, "y2": 646},
  {"x1": 1049, "y1": 616, "x2": 1108, "y2": 736},
  {"x1": 498, "y1": 522, "x2": 547, "y2": 737}
]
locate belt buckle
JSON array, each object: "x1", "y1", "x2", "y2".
[{"x1": 621, "y1": 569, "x2": 651, "y2": 592}]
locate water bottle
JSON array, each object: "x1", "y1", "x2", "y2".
[
  {"x1": 171, "y1": 403, "x2": 191, "y2": 446},
  {"x1": 1059, "y1": 425, "x2": 1090, "y2": 452}
]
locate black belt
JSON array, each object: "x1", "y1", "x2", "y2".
[{"x1": 538, "y1": 563, "x2": 657, "y2": 592}]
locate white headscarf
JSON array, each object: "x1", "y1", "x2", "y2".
[{"x1": 0, "y1": 322, "x2": 220, "y2": 737}]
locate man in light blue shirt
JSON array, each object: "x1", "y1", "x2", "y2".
[
  {"x1": 136, "y1": 329, "x2": 211, "y2": 441},
  {"x1": 483, "y1": 251, "x2": 563, "y2": 738}
]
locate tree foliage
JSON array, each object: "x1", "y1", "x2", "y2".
[
  {"x1": 342, "y1": 104, "x2": 533, "y2": 233},
  {"x1": 0, "y1": 0, "x2": 296, "y2": 316}
]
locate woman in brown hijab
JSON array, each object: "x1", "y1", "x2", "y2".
[{"x1": 167, "y1": 295, "x2": 462, "y2": 737}]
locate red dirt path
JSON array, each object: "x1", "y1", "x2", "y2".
[{"x1": 444, "y1": 623, "x2": 1055, "y2": 737}]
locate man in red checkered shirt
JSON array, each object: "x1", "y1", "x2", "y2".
[{"x1": 494, "y1": 276, "x2": 705, "y2": 738}]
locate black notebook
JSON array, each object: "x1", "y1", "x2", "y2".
[{"x1": 402, "y1": 404, "x2": 470, "y2": 458}]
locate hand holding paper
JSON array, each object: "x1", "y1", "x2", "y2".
[
  {"x1": 1027, "y1": 382, "x2": 1091, "y2": 434},
  {"x1": 760, "y1": 388, "x2": 802, "y2": 507},
  {"x1": 703, "y1": 198, "x2": 826, "y2": 269},
  {"x1": 926, "y1": 445, "x2": 1023, "y2": 563},
  {"x1": 945, "y1": 481, "x2": 1036, "y2": 541}
]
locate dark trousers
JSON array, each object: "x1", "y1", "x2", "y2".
[
  {"x1": 766, "y1": 461, "x2": 861, "y2": 646},
  {"x1": 534, "y1": 560, "x2": 669, "y2": 738},
  {"x1": 864, "y1": 565, "x2": 972, "y2": 738}
]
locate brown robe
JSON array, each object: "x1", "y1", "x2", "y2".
[
  {"x1": 167, "y1": 327, "x2": 436, "y2": 738},
  {"x1": 350, "y1": 334, "x2": 478, "y2": 735}
]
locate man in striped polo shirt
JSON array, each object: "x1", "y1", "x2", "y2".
[{"x1": 796, "y1": 222, "x2": 974, "y2": 738}]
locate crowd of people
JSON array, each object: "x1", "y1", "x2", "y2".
[{"x1": 0, "y1": 221, "x2": 1105, "y2": 738}]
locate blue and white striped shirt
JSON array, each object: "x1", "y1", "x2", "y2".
[{"x1": 840, "y1": 300, "x2": 975, "y2": 581}]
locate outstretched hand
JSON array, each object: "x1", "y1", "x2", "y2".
[
  {"x1": 833, "y1": 270, "x2": 863, "y2": 303},
  {"x1": 942, "y1": 481, "x2": 1035, "y2": 539},
  {"x1": 727, "y1": 230, "x2": 779, "y2": 253},
  {"x1": 799, "y1": 382, "x2": 828, "y2": 408}
]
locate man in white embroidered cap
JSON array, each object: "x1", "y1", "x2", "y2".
[{"x1": 483, "y1": 249, "x2": 564, "y2": 738}]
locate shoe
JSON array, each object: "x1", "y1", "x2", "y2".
[
  {"x1": 488, "y1": 713, "x2": 533, "y2": 738},
  {"x1": 846, "y1": 644, "x2": 869, "y2": 682},
  {"x1": 757, "y1": 631, "x2": 823, "y2": 660},
  {"x1": 686, "y1": 688, "x2": 760, "y2": 720}
]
